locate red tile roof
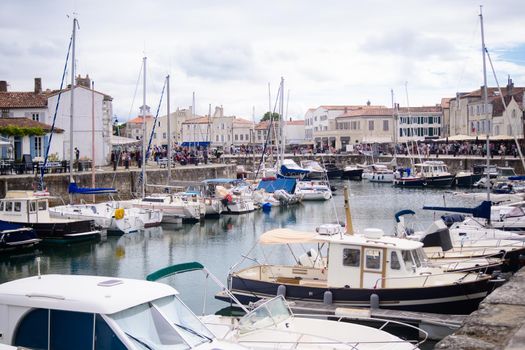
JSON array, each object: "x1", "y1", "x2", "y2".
[
  {"x1": 127, "y1": 115, "x2": 153, "y2": 124},
  {"x1": 233, "y1": 118, "x2": 253, "y2": 125},
  {"x1": 0, "y1": 92, "x2": 48, "y2": 108},
  {"x1": 286, "y1": 120, "x2": 304, "y2": 126},
  {"x1": 492, "y1": 90, "x2": 525, "y2": 116},
  {"x1": 397, "y1": 106, "x2": 442, "y2": 113},
  {"x1": 0, "y1": 117, "x2": 64, "y2": 133}
]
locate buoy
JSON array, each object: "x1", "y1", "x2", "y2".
[
  {"x1": 323, "y1": 291, "x2": 333, "y2": 305},
  {"x1": 370, "y1": 293, "x2": 379, "y2": 309},
  {"x1": 114, "y1": 208, "x2": 125, "y2": 220},
  {"x1": 277, "y1": 284, "x2": 286, "y2": 297},
  {"x1": 262, "y1": 202, "x2": 272, "y2": 212}
]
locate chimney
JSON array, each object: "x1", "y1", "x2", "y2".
[
  {"x1": 0, "y1": 81, "x2": 7, "y2": 92},
  {"x1": 366, "y1": 100, "x2": 371, "y2": 106},
  {"x1": 506, "y1": 75, "x2": 514, "y2": 95},
  {"x1": 76, "y1": 74, "x2": 91, "y2": 88},
  {"x1": 34, "y1": 78, "x2": 42, "y2": 93}
]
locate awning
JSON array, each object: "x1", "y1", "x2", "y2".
[
  {"x1": 110, "y1": 136, "x2": 141, "y2": 145},
  {"x1": 259, "y1": 228, "x2": 320, "y2": 244},
  {"x1": 181, "y1": 141, "x2": 210, "y2": 147}
]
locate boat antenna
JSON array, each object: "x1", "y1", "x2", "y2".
[
  {"x1": 141, "y1": 56, "x2": 147, "y2": 198},
  {"x1": 343, "y1": 185, "x2": 353, "y2": 236},
  {"x1": 480, "y1": 6, "x2": 491, "y2": 211}
]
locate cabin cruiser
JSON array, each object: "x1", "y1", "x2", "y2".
[
  {"x1": 203, "y1": 179, "x2": 255, "y2": 214},
  {"x1": 0, "y1": 222, "x2": 40, "y2": 253},
  {"x1": 0, "y1": 274, "x2": 248, "y2": 350},
  {"x1": 474, "y1": 166, "x2": 518, "y2": 188},
  {"x1": 49, "y1": 202, "x2": 162, "y2": 234},
  {"x1": 0, "y1": 191, "x2": 99, "y2": 243},
  {"x1": 414, "y1": 161, "x2": 455, "y2": 188},
  {"x1": 341, "y1": 165, "x2": 364, "y2": 180},
  {"x1": 181, "y1": 189, "x2": 223, "y2": 216},
  {"x1": 323, "y1": 162, "x2": 343, "y2": 179},
  {"x1": 294, "y1": 180, "x2": 332, "y2": 201},
  {"x1": 300, "y1": 160, "x2": 327, "y2": 179},
  {"x1": 218, "y1": 225, "x2": 492, "y2": 314},
  {"x1": 124, "y1": 193, "x2": 205, "y2": 223},
  {"x1": 362, "y1": 164, "x2": 395, "y2": 183}
]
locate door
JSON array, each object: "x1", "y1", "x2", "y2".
[
  {"x1": 14, "y1": 136, "x2": 21, "y2": 160},
  {"x1": 361, "y1": 247, "x2": 386, "y2": 288}
]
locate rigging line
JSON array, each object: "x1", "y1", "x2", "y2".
[
  {"x1": 40, "y1": 35, "x2": 73, "y2": 190},
  {"x1": 455, "y1": 18, "x2": 480, "y2": 92},
  {"x1": 255, "y1": 82, "x2": 283, "y2": 179}
]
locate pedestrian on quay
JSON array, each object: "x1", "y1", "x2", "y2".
[
  {"x1": 111, "y1": 150, "x2": 117, "y2": 171},
  {"x1": 75, "y1": 147, "x2": 80, "y2": 161},
  {"x1": 136, "y1": 150, "x2": 142, "y2": 168}
]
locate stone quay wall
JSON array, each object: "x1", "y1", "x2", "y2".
[
  {"x1": 435, "y1": 267, "x2": 525, "y2": 350},
  {"x1": 0, "y1": 164, "x2": 235, "y2": 204},
  {"x1": 225, "y1": 153, "x2": 525, "y2": 174}
]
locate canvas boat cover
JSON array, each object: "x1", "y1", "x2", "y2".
[
  {"x1": 257, "y1": 178, "x2": 296, "y2": 193},
  {"x1": 259, "y1": 228, "x2": 321, "y2": 244}
]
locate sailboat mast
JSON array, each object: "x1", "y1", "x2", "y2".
[
  {"x1": 91, "y1": 80, "x2": 95, "y2": 202},
  {"x1": 166, "y1": 74, "x2": 171, "y2": 185},
  {"x1": 480, "y1": 6, "x2": 491, "y2": 204},
  {"x1": 142, "y1": 56, "x2": 147, "y2": 198},
  {"x1": 69, "y1": 17, "x2": 77, "y2": 203},
  {"x1": 279, "y1": 77, "x2": 285, "y2": 167},
  {"x1": 391, "y1": 89, "x2": 397, "y2": 163}
]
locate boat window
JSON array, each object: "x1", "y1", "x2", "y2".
[
  {"x1": 5, "y1": 201, "x2": 12, "y2": 211},
  {"x1": 412, "y1": 250, "x2": 422, "y2": 267},
  {"x1": 238, "y1": 296, "x2": 292, "y2": 333},
  {"x1": 50, "y1": 309, "x2": 94, "y2": 350},
  {"x1": 14, "y1": 201, "x2": 21, "y2": 212},
  {"x1": 109, "y1": 298, "x2": 191, "y2": 349},
  {"x1": 38, "y1": 201, "x2": 47, "y2": 211},
  {"x1": 365, "y1": 249, "x2": 382, "y2": 270},
  {"x1": 94, "y1": 314, "x2": 127, "y2": 350},
  {"x1": 153, "y1": 295, "x2": 214, "y2": 347},
  {"x1": 14, "y1": 308, "x2": 49, "y2": 349},
  {"x1": 342, "y1": 248, "x2": 360, "y2": 267},
  {"x1": 0, "y1": 201, "x2": 3, "y2": 211},
  {"x1": 390, "y1": 251, "x2": 401, "y2": 270},
  {"x1": 29, "y1": 201, "x2": 36, "y2": 213},
  {"x1": 402, "y1": 250, "x2": 414, "y2": 271}
]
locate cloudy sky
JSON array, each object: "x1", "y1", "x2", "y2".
[{"x1": 1, "y1": 0, "x2": 525, "y2": 121}]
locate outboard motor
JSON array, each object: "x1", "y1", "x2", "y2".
[{"x1": 420, "y1": 220, "x2": 453, "y2": 251}]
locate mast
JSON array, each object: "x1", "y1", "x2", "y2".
[
  {"x1": 91, "y1": 80, "x2": 95, "y2": 203},
  {"x1": 141, "y1": 56, "x2": 147, "y2": 198},
  {"x1": 166, "y1": 74, "x2": 171, "y2": 185},
  {"x1": 279, "y1": 77, "x2": 285, "y2": 168},
  {"x1": 480, "y1": 6, "x2": 491, "y2": 206},
  {"x1": 391, "y1": 89, "x2": 397, "y2": 163},
  {"x1": 68, "y1": 17, "x2": 77, "y2": 203}
]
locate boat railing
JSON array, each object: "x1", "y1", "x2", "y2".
[
  {"x1": 427, "y1": 251, "x2": 503, "y2": 273},
  {"x1": 373, "y1": 270, "x2": 485, "y2": 289}
]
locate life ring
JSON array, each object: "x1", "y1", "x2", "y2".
[{"x1": 114, "y1": 208, "x2": 125, "y2": 220}]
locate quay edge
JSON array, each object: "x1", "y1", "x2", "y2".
[{"x1": 435, "y1": 266, "x2": 525, "y2": 350}]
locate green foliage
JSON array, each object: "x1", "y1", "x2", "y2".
[
  {"x1": 261, "y1": 112, "x2": 280, "y2": 121},
  {"x1": 0, "y1": 125, "x2": 46, "y2": 136}
]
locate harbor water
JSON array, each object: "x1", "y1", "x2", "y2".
[{"x1": 0, "y1": 180, "x2": 481, "y2": 314}]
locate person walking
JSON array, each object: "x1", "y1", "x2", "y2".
[{"x1": 111, "y1": 150, "x2": 117, "y2": 171}]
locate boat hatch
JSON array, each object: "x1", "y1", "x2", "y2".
[{"x1": 97, "y1": 279, "x2": 123, "y2": 287}]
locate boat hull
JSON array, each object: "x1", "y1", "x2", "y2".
[
  {"x1": 425, "y1": 175, "x2": 455, "y2": 188},
  {"x1": 341, "y1": 169, "x2": 364, "y2": 181},
  {"x1": 222, "y1": 275, "x2": 491, "y2": 314},
  {"x1": 394, "y1": 177, "x2": 426, "y2": 187},
  {"x1": 1, "y1": 220, "x2": 100, "y2": 243},
  {"x1": 454, "y1": 174, "x2": 483, "y2": 188},
  {"x1": 0, "y1": 227, "x2": 41, "y2": 253}
]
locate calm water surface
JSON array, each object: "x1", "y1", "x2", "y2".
[{"x1": 0, "y1": 180, "x2": 481, "y2": 315}]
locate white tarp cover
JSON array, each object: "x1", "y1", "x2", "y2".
[
  {"x1": 259, "y1": 228, "x2": 320, "y2": 244},
  {"x1": 110, "y1": 136, "x2": 140, "y2": 145}
]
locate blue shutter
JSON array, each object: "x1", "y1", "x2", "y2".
[
  {"x1": 29, "y1": 136, "x2": 35, "y2": 159},
  {"x1": 43, "y1": 135, "x2": 49, "y2": 158}
]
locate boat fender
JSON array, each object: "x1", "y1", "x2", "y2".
[
  {"x1": 277, "y1": 284, "x2": 286, "y2": 297},
  {"x1": 370, "y1": 294, "x2": 379, "y2": 309},
  {"x1": 114, "y1": 208, "x2": 125, "y2": 220},
  {"x1": 323, "y1": 291, "x2": 333, "y2": 305}
]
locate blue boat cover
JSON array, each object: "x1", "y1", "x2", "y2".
[
  {"x1": 257, "y1": 178, "x2": 296, "y2": 193},
  {"x1": 423, "y1": 200, "x2": 491, "y2": 220},
  {"x1": 181, "y1": 141, "x2": 210, "y2": 147},
  {"x1": 394, "y1": 209, "x2": 416, "y2": 223},
  {"x1": 508, "y1": 176, "x2": 525, "y2": 181},
  {"x1": 203, "y1": 178, "x2": 242, "y2": 185},
  {"x1": 280, "y1": 165, "x2": 310, "y2": 176},
  {"x1": 68, "y1": 183, "x2": 117, "y2": 194}
]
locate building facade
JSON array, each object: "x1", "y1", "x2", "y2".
[{"x1": 397, "y1": 106, "x2": 443, "y2": 142}]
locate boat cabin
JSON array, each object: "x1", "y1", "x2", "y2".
[
  {"x1": 414, "y1": 161, "x2": 450, "y2": 177},
  {"x1": 0, "y1": 191, "x2": 52, "y2": 224},
  {"x1": 0, "y1": 275, "x2": 219, "y2": 350}
]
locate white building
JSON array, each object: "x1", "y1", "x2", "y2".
[{"x1": 397, "y1": 106, "x2": 443, "y2": 142}]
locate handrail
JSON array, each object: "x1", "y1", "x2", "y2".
[{"x1": 372, "y1": 269, "x2": 485, "y2": 288}]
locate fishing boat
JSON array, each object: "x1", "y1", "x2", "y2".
[
  {"x1": 0, "y1": 191, "x2": 99, "y2": 243},
  {"x1": 147, "y1": 262, "x2": 425, "y2": 349},
  {"x1": 393, "y1": 169, "x2": 426, "y2": 188},
  {"x1": 415, "y1": 161, "x2": 455, "y2": 188},
  {"x1": 0, "y1": 222, "x2": 40, "y2": 253},
  {"x1": 323, "y1": 162, "x2": 343, "y2": 179},
  {"x1": 0, "y1": 273, "x2": 247, "y2": 350}
]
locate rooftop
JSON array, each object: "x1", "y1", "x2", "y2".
[
  {"x1": 0, "y1": 117, "x2": 64, "y2": 133},
  {"x1": 127, "y1": 115, "x2": 153, "y2": 124},
  {"x1": 0, "y1": 92, "x2": 48, "y2": 108}
]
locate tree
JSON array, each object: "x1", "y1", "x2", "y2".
[{"x1": 261, "y1": 112, "x2": 280, "y2": 121}]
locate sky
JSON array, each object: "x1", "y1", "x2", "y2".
[{"x1": 1, "y1": 0, "x2": 525, "y2": 122}]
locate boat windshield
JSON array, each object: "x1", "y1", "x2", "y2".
[
  {"x1": 238, "y1": 296, "x2": 292, "y2": 334},
  {"x1": 108, "y1": 295, "x2": 214, "y2": 349}
]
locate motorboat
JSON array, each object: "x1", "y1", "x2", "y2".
[
  {"x1": 393, "y1": 169, "x2": 426, "y2": 188},
  {"x1": 415, "y1": 161, "x2": 455, "y2": 188},
  {"x1": 474, "y1": 166, "x2": 518, "y2": 188},
  {"x1": 182, "y1": 191, "x2": 224, "y2": 216},
  {"x1": 218, "y1": 225, "x2": 492, "y2": 314},
  {"x1": 0, "y1": 191, "x2": 100, "y2": 243},
  {"x1": 454, "y1": 171, "x2": 483, "y2": 188},
  {"x1": 0, "y1": 273, "x2": 248, "y2": 349},
  {"x1": 294, "y1": 180, "x2": 332, "y2": 201},
  {"x1": 125, "y1": 193, "x2": 205, "y2": 223},
  {"x1": 0, "y1": 222, "x2": 40, "y2": 253},
  {"x1": 341, "y1": 165, "x2": 364, "y2": 180},
  {"x1": 300, "y1": 160, "x2": 327, "y2": 180},
  {"x1": 279, "y1": 159, "x2": 310, "y2": 179},
  {"x1": 362, "y1": 164, "x2": 395, "y2": 183},
  {"x1": 49, "y1": 201, "x2": 162, "y2": 234},
  {"x1": 203, "y1": 179, "x2": 255, "y2": 214},
  {"x1": 147, "y1": 262, "x2": 426, "y2": 349}
]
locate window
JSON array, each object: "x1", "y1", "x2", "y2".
[
  {"x1": 390, "y1": 251, "x2": 400, "y2": 270},
  {"x1": 153, "y1": 133, "x2": 157, "y2": 139},
  {"x1": 14, "y1": 201, "x2": 21, "y2": 212},
  {"x1": 368, "y1": 120, "x2": 374, "y2": 131},
  {"x1": 216, "y1": 135, "x2": 219, "y2": 142},
  {"x1": 0, "y1": 201, "x2": 3, "y2": 211},
  {"x1": 32, "y1": 113, "x2": 40, "y2": 121},
  {"x1": 365, "y1": 249, "x2": 381, "y2": 270},
  {"x1": 240, "y1": 134, "x2": 244, "y2": 141},
  {"x1": 342, "y1": 248, "x2": 360, "y2": 267},
  {"x1": 14, "y1": 308, "x2": 49, "y2": 349},
  {"x1": 50, "y1": 310, "x2": 93, "y2": 350},
  {"x1": 38, "y1": 201, "x2": 47, "y2": 211},
  {"x1": 221, "y1": 135, "x2": 224, "y2": 142},
  {"x1": 383, "y1": 120, "x2": 389, "y2": 131},
  {"x1": 245, "y1": 134, "x2": 249, "y2": 140},
  {"x1": 235, "y1": 134, "x2": 238, "y2": 141},
  {"x1": 163, "y1": 132, "x2": 167, "y2": 139},
  {"x1": 6, "y1": 201, "x2": 13, "y2": 211},
  {"x1": 29, "y1": 201, "x2": 36, "y2": 212},
  {"x1": 34, "y1": 136, "x2": 43, "y2": 157},
  {"x1": 402, "y1": 250, "x2": 414, "y2": 271}
]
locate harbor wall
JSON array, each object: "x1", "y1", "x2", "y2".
[
  {"x1": 0, "y1": 164, "x2": 236, "y2": 203},
  {"x1": 227, "y1": 153, "x2": 525, "y2": 174},
  {"x1": 435, "y1": 267, "x2": 525, "y2": 350}
]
